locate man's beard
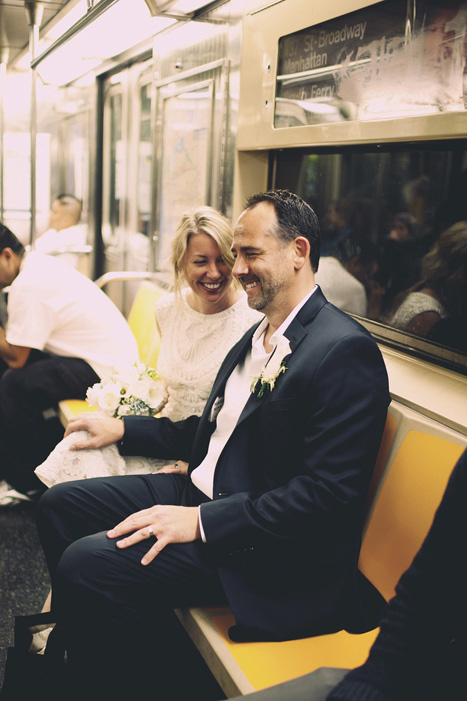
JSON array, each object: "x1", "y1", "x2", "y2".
[{"x1": 246, "y1": 275, "x2": 287, "y2": 312}]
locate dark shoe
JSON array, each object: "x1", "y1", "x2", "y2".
[{"x1": 0, "y1": 614, "x2": 68, "y2": 700}]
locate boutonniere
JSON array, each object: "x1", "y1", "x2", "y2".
[{"x1": 250, "y1": 336, "x2": 291, "y2": 398}]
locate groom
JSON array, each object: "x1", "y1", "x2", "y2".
[{"x1": 37, "y1": 190, "x2": 390, "y2": 698}]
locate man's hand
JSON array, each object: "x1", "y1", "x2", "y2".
[
  {"x1": 158, "y1": 460, "x2": 189, "y2": 475},
  {"x1": 107, "y1": 505, "x2": 201, "y2": 565},
  {"x1": 64, "y1": 412, "x2": 124, "y2": 449}
]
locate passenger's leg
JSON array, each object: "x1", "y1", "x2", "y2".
[
  {"x1": 37, "y1": 473, "x2": 192, "y2": 573},
  {"x1": 0, "y1": 355, "x2": 99, "y2": 492},
  {"x1": 37, "y1": 474, "x2": 225, "y2": 700}
]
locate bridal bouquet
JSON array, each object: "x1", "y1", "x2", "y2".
[{"x1": 86, "y1": 362, "x2": 168, "y2": 418}]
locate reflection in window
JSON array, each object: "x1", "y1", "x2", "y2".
[
  {"x1": 275, "y1": 0, "x2": 467, "y2": 127},
  {"x1": 274, "y1": 143, "x2": 467, "y2": 361}
]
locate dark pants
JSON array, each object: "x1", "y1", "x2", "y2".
[
  {"x1": 0, "y1": 352, "x2": 99, "y2": 492},
  {"x1": 36, "y1": 473, "x2": 227, "y2": 700}
]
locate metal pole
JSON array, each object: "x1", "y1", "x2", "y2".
[
  {"x1": 0, "y1": 21, "x2": 8, "y2": 221},
  {"x1": 25, "y1": 1, "x2": 43, "y2": 247},
  {"x1": 0, "y1": 59, "x2": 7, "y2": 222}
]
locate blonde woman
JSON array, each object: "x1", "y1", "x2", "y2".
[
  {"x1": 389, "y1": 221, "x2": 467, "y2": 341},
  {"x1": 35, "y1": 206, "x2": 262, "y2": 487}
]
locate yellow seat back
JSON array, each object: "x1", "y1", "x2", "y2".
[
  {"x1": 127, "y1": 281, "x2": 165, "y2": 369},
  {"x1": 359, "y1": 431, "x2": 464, "y2": 602}
]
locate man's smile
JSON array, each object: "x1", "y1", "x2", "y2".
[{"x1": 238, "y1": 277, "x2": 260, "y2": 291}]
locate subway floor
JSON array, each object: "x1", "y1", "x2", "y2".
[{"x1": 0, "y1": 500, "x2": 50, "y2": 689}]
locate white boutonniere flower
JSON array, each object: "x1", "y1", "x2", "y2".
[{"x1": 250, "y1": 335, "x2": 291, "y2": 398}]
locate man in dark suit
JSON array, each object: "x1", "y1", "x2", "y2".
[{"x1": 36, "y1": 190, "x2": 389, "y2": 699}]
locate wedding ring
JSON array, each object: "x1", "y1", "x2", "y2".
[
  {"x1": 174, "y1": 462, "x2": 179, "y2": 469},
  {"x1": 147, "y1": 525, "x2": 154, "y2": 536}
]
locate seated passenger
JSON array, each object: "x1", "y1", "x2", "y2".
[
  {"x1": 389, "y1": 221, "x2": 467, "y2": 341},
  {"x1": 379, "y1": 212, "x2": 422, "y2": 316},
  {"x1": 315, "y1": 255, "x2": 367, "y2": 316},
  {"x1": 0, "y1": 223, "x2": 139, "y2": 503},
  {"x1": 35, "y1": 206, "x2": 262, "y2": 487},
  {"x1": 33, "y1": 191, "x2": 389, "y2": 700},
  {"x1": 35, "y1": 194, "x2": 87, "y2": 270}
]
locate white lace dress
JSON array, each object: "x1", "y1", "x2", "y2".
[
  {"x1": 35, "y1": 289, "x2": 261, "y2": 487},
  {"x1": 390, "y1": 292, "x2": 447, "y2": 331}
]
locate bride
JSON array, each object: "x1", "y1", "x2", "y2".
[{"x1": 35, "y1": 206, "x2": 262, "y2": 487}]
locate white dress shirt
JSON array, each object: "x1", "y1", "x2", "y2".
[{"x1": 192, "y1": 287, "x2": 317, "y2": 539}]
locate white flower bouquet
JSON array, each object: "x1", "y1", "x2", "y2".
[{"x1": 86, "y1": 362, "x2": 168, "y2": 418}]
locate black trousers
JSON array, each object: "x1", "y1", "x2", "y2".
[
  {"x1": 36, "y1": 473, "x2": 227, "y2": 700},
  {"x1": 0, "y1": 352, "x2": 99, "y2": 492}
]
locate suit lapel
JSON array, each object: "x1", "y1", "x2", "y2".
[
  {"x1": 235, "y1": 288, "x2": 328, "y2": 425},
  {"x1": 234, "y1": 318, "x2": 305, "y2": 425},
  {"x1": 207, "y1": 323, "x2": 259, "y2": 407},
  {"x1": 191, "y1": 290, "x2": 328, "y2": 467}
]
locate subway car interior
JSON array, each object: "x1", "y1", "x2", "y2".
[{"x1": 0, "y1": 0, "x2": 466, "y2": 697}]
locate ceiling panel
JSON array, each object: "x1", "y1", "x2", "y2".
[{"x1": 0, "y1": 1, "x2": 67, "y2": 65}]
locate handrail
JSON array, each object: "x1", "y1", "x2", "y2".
[
  {"x1": 94, "y1": 270, "x2": 172, "y2": 290},
  {"x1": 52, "y1": 245, "x2": 93, "y2": 256}
]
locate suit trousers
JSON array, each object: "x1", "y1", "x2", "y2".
[
  {"x1": 0, "y1": 351, "x2": 100, "y2": 492},
  {"x1": 36, "y1": 473, "x2": 227, "y2": 700}
]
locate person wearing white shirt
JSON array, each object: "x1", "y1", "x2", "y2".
[
  {"x1": 35, "y1": 190, "x2": 389, "y2": 700},
  {"x1": 0, "y1": 223, "x2": 138, "y2": 499},
  {"x1": 35, "y1": 194, "x2": 88, "y2": 270},
  {"x1": 315, "y1": 256, "x2": 367, "y2": 316}
]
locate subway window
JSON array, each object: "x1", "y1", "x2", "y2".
[
  {"x1": 275, "y1": 0, "x2": 467, "y2": 127},
  {"x1": 273, "y1": 142, "x2": 467, "y2": 369}
]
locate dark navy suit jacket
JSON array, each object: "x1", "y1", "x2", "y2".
[{"x1": 121, "y1": 288, "x2": 390, "y2": 641}]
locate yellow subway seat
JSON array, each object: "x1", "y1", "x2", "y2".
[
  {"x1": 359, "y1": 430, "x2": 465, "y2": 602},
  {"x1": 210, "y1": 612, "x2": 379, "y2": 692}
]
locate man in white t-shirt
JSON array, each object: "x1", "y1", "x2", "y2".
[
  {"x1": 0, "y1": 223, "x2": 138, "y2": 499},
  {"x1": 315, "y1": 256, "x2": 368, "y2": 316},
  {"x1": 35, "y1": 194, "x2": 88, "y2": 270}
]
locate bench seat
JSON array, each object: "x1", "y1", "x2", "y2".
[
  {"x1": 176, "y1": 607, "x2": 380, "y2": 697},
  {"x1": 176, "y1": 403, "x2": 467, "y2": 697}
]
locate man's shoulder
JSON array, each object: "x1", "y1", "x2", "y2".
[
  {"x1": 12, "y1": 252, "x2": 98, "y2": 300},
  {"x1": 300, "y1": 288, "x2": 368, "y2": 334},
  {"x1": 298, "y1": 294, "x2": 380, "y2": 358},
  {"x1": 15, "y1": 251, "x2": 80, "y2": 281}
]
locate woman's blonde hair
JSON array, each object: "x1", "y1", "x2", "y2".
[
  {"x1": 388, "y1": 220, "x2": 467, "y2": 320},
  {"x1": 171, "y1": 206, "x2": 236, "y2": 296}
]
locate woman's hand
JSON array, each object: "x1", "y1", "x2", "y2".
[
  {"x1": 158, "y1": 460, "x2": 189, "y2": 475},
  {"x1": 64, "y1": 412, "x2": 124, "y2": 449}
]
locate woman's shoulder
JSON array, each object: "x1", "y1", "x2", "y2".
[
  {"x1": 155, "y1": 290, "x2": 176, "y2": 307},
  {"x1": 154, "y1": 291, "x2": 178, "y2": 327},
  {"x1": 391, "y1": 291, "x2": 447, "y2": 329},
  {"x1": 400, "y1": 291, "x2": 446, "y2": 316}
]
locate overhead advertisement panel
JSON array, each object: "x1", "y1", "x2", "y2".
[{"x1": 275, "y1": 0, "x2": 467, "y2": 127}]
